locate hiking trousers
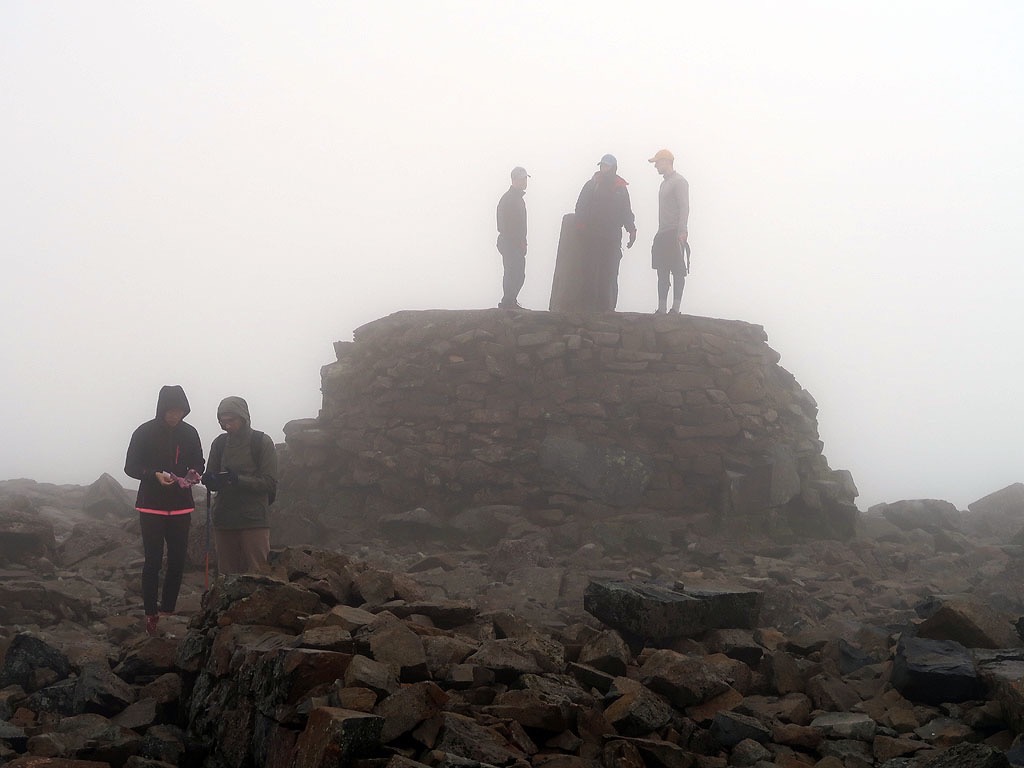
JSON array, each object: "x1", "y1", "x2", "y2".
[
  {"x1": 139, "y1": 511, "x2": 191, "y2": 616},
  {"x1": 214, "y1": 527, "x2": 270, "y2": 575}
]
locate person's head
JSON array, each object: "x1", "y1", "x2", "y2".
[
  {"x1": 510, "y1": 166, "x2": 529, "y2": 191},
  {"x1": 648, "y1": 148, "x2": 675, "y2": 176},
  {"x1": 156, "y1": 385, "x2": 190, "y2": 427},
  {"x1": 217, "y1": 396, "x2": 251, "y2": 435},
  {"x1": 597, "y1": 153, "x2": 618, "y2": 177},
  {"x1": 596, "y1": 153, "x2": 618, "y2": 179}
]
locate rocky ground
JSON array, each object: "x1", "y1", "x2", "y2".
[{"x1": 3, "y1": 476, "x2": 1024, "y2": 767}]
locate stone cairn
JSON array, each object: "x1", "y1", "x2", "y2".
[{"x1": 280, "y1": 310, "x2": 859, "y2": 547}]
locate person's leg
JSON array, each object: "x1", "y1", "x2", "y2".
[
  {"x1": 499, "y1": 244, "x2": 525, "y2": 307},
  {"x1": 139, "y1": 513, "x2": 165, "y2": 617},
  {"x1": 509, "y1": 251, "x2": 526, "y2": 305},
  {"x1": 214, "y1": 528, "x2": 242, "y2": 576},
  {"x1": 160, "y1": 513, "x2": 191, "y2": 613},
  {"x1": 235, "y1": 528, "x2": 271, "y2": 573},
  {"x1": 656, "y1": 268, "x2": 670, "y2": 312},
  {"x1": 670, "y1": 268, "x2": 686, "y2": 312},
  {"x1": 610, "y1": 247, "x2": 623, "y2": 311}
]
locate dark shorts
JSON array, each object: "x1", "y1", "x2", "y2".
[{"x1": 652, "y1": 230, "x2": 686, "y2": 273}]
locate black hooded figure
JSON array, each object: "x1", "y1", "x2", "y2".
[{"x1": 125, "y1": 385, "x2": 205, "y2": 635}]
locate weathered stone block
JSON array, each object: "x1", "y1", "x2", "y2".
[{"x1": 293, "y1": 707, "x2": 384, "y2": 768}]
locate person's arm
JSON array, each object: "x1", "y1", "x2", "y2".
[
  {"x1": 236, "y1": 434, "x2": 279, "y2": 500},
  {"x1": 126, "y1": 424, "x2": 174, "y2": 485},
  {"x1": 185, "y1": 425, "x2": 206, "y2": 476},
  {"x1": 677, "y1": 177, "x2": 690, "y2": 244},
  {"x1": 496, "y1": 192, "x2": 507, "y2": 234},
  {"x1": 574, "y1": 181, "x2": 591, "y2": 220},
  {"x1": 124, "y1": 425, "x2": 154, "y2": 481},
  {"x1": 623, "y1": 188, "x2": 637, "y2": 248}
]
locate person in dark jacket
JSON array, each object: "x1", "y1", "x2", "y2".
[
  {"x1": 574, "y1": 153, "x2": 637, "y2": 311},
  {"x1": 202, "y1": 396, "x2": 278, "y2": 575},
  {"x1": 496, "y1": 165, "x2": 530, "y2": 309},
  {"x1": 125, "y1": 385, "x2": 205, "y2": 636}
]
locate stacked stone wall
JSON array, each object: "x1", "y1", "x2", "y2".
[{"x1": 282, "y1": 310, "x2": 857, "y2": 541}]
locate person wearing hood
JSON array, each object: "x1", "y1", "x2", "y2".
[
  {"x1": 125, "y1": 385, "x2": 205, "y2": 636},
  {"x1": 574, "y1": 153, "x2": 637, "y2": 311},
  {"x1": 202, "y1": 396, "x2": 278, "y2": 575}
]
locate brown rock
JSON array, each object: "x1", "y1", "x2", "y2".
[
  {"x1": 639, "y1": 649, "x2": 731, "y2": 708},
  {"x1": 373, "y1": 681, "x2": 448, "y2": 743},
  {"x1": 805, "y1": 673, "x2": 861, "y2": 712},
  {"x1": 293, "y1": 707, "x2": 383, "y2": 768},
  {"x1": 366, "y1": 618, "x2": 428, "y2": 681},
  {"x1": 917, "y1": 600, "x2": 1020, "y2": 650},
  {"x1": 603, "y1": 687, "x2": 674, "y2": 736},
  {"x1": 872, "y1": 734, "x2": 927, "y2": 762}
]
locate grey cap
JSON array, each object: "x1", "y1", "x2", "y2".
[
  {"x1": 598, "y1": 153, "x2": 617, "y2": 168},
  {"x1": 511, "y1": 166, "x2": 529, "y2": 179}
]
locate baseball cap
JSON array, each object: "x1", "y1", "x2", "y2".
[
  {"x1": 598, "y1": 153, "x2": 617, "y2": 168},
  {"x1": 648, "y1": 149, "x2": 674, "y2": 163},
  {"x1": 511, "y1": 166, "x2": 530, "y2": 179}
]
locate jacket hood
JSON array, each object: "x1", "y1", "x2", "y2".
[
  {"x1": 156, "y1": 385, "x2": 191, "y2": 419},
  {"x1": 217, "y1": 396, "x2": 251, "y2": 426}
]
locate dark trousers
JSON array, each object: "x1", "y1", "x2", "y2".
[
  {"x1": 498, "y1": 238, "x2": 526, "y2": 305},
  {"x1": 139, "y1": 512, "x2": 191, "y2": 615},
  {"x1": 588, "y1": 239, "x2": 623, "y2": 311}
]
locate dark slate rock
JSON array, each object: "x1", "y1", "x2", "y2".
[
  {"x1": 918, "y1": 742, "x2": 1011, "y2": 767},
  {"x1": 710, "y1": 710, "x2": 772, "y2": 748},
  {"x1": 24, "y1": 677, "x2": 78, "y2": 715},
  {"x1": 584, "y1": 580, "x2": 706, "y2": 642},
  {"x1": 891, "y1": 634, "x2": 984, "y2": 705},
  {"x1": 0, "y1": 721, "x2": 27, "y2": 751},
  {"x1": 684, "y1": 587, "x2": 762, "y2": 630},
  {"x1": 75, "y1": 661, "x2": 137, "y2": 716},
  {"x1": 584, "y1": 580, "x2": 761, "y2": 642},
  {"x1": 0, "y1": 632, "x2": 72, "y2": 691}
]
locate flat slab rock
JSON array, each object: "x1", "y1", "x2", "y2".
[{"x1": 583, "y1": 579, "x2": 762, "y2": 642}]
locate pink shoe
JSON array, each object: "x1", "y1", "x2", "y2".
[{"x1": 145, "y1": 615, "x2": 159, "y2": 636}]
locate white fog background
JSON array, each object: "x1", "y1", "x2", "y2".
[{"x1": 2, "y1": 2, "x2": 1022, "y2": 510}]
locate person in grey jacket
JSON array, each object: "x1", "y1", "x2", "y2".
[
  {"x1": 496, "y1": 166, "x2": 529, "y2": 309},
  {"x1": 649, "y1": 148, "x2": 690, "y2": 314},
  {"x1": 201, "y1": 396, "x2": 278, "y2": 575}
]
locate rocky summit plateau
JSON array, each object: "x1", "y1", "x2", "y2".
[{"x1": 3, "y1": 310, "x2": 1024, "y2": 768}]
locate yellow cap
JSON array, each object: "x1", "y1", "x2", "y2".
[{"x1": 648, "y1": 149, "x2": 674, "y2": 163}]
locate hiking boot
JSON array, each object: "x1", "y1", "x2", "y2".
[
  {"x1": 654, "y1": 307, "x2": 666, "y2": 314},
  {"x1": 668, "y1": 307, "x2": 681, "y2": 314},
  {"x1": 145, "y1": 615, "x2": 159, "y2": 636},
  {"x1": 498, "y1": 300, "x2": 525, "y2": 310}
]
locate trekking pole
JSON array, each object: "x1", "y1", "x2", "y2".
[{"x1": 204, "y1": 487, "x2": 212, "y2": 592}]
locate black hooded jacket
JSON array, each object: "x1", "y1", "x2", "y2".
[
  {"x1": 125, "y1": 385, "x2": 206, "y2": 514},
  {"x1": 575, "y1": 171, "x2": 637, "y2": 243}
]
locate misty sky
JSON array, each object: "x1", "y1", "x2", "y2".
[{"x1": 2, "y1": 2, "x2": 1022, "y2": 510}]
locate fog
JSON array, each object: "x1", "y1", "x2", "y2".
[{"x1": 2, "y1": 2, "x2": 1022, "y2": 509}]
